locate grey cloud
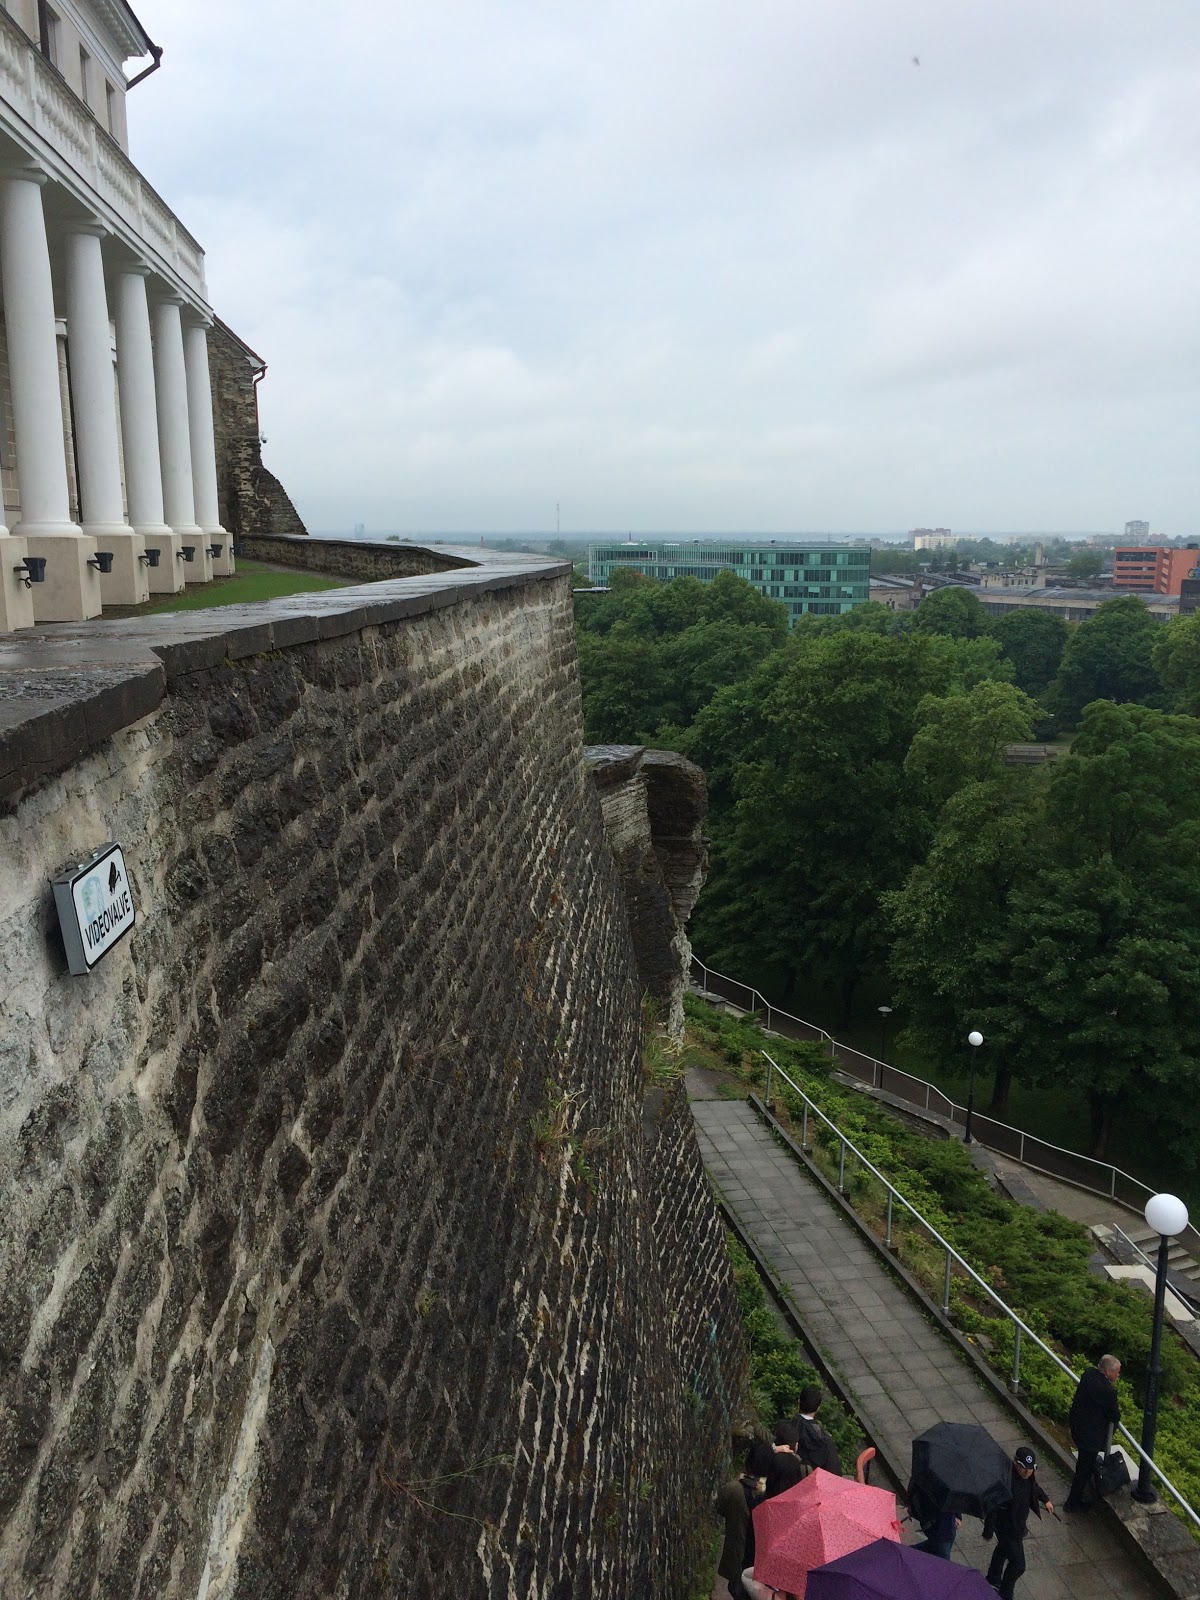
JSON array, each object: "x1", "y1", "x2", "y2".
[{"x1": 131, "y1": 0, "x2": 1200, "y2": 534}]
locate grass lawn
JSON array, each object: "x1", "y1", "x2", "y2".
[{"x1": 140, "y1": 559, "x2": 350, "y2": 614}]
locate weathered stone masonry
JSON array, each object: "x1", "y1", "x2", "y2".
[{"x1": 0, "y1": 551, "x2": 744, "y2": 1599}]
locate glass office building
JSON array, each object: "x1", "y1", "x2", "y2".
[{"x1": 588, "y1": 541, "x2": 871, "y2": 623}]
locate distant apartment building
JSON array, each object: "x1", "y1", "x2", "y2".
[
  {"x1": 1111, "y1": 546, "x2": 1200, "y2": 594},
  {"x1": 589, "y1": 540, "x2": 870, "y2": 622},
  {"x1": 911, "y1": 527, "x2": 956, "y2": 551},
  {"x1": 1124, "y1": 520, "x2": 1150, "y2": 540}
]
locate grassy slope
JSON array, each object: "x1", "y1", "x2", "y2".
[{"x1": 142, "y1": 560, "x2": 349, "y2": 614}]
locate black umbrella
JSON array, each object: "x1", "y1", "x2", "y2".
[{"x1": 908, "y1": 1422, "x2": 1013, "y2": 1522}]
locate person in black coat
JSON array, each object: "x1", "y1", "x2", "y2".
[
  {"x1": 1064, "y1": 1355, "x2": 1121, "y2": 1512},
  {"x1": 982, "y1": 1447, "x2": 1052, "y2": 1599},
  {"x1": 792, "y1": 1385, "x2": 842, "y2": 1476}
]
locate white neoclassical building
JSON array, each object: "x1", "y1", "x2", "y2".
[{"x1": 0, "y1": 0, "x2": 232, "y2": 632}]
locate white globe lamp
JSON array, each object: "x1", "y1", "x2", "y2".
[{"x1": 1145, "y1": 1193, "x2": 1189, "y2": 1238}]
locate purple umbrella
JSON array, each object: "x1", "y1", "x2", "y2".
[{"x1": 806, "y1": 1537, "x2": 996, "y2": 1599}]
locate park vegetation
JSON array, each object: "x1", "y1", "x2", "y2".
[
  {"x1": 575, "y1": 572, "x2": 1200, "y2": 1167},
  {"x1": 684, "y1": 998, "x2": 1200, "y2": 1530}
]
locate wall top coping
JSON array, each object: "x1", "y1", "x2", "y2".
[{"x1": 0, "y1": 538, "x2": 570, "y2": 802}]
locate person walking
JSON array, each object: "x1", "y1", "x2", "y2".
[
  {"x1": 982, "y1": 1446, "x2": 1052, "y2": 1599},
  {"x1": 764, "y1": 1421, "x2": 809, "y2": 1499},
  {"x1": 1064, "y1": 1355, "x2": 1121, "y2": 1513},
  {"x1": 793, "y1": 1385, "x2": 842, "y2": 1476},
  {"x1": 715, "y1": 1442, "x2": 775, "y2": 1599}
]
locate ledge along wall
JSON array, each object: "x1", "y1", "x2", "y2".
[{"x1": 0, "y1": 547, "x2": 746, "y2": 1599}]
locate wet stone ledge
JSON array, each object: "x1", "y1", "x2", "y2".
[{"x1": 0, "y1": 541, "x2": 567, "y2": 803}]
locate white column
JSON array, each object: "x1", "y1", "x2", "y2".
[
  {"x1": 183, "y1": 317, "x2": 233, "y2": 576},
  {"x1": 151, "y1": 293, "x2": 210, "y2": 583},
  {"x1": 64, "y1": 224, "x2": 147, "y2": 605},
  {"x1": 113, "y1": 265, "x2": 182, "y2": 592},
  {"x1": 0, "y1": 166, "x2": 99, "y2": 620}
]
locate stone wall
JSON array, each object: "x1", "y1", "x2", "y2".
[
  {"x1": 586, "y1": 746, "x2": 707, "y2": 1041},
  {"x1": 208, "y1": 322, "x2": 308, "y2": 539},
  {"x1": 240, "y1": 533, "x2": 473, "y2": 582},
  {"x1": 0, "y1": 548, "x2": 743, "y2": 1599}
]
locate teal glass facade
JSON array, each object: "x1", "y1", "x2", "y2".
[{"x1": 588, "y1": 541, "x2": 870, "y2": 623}]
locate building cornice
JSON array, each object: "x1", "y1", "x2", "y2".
[{"x1": 92, "y1": 0, "x2": 158, "y2": 63}]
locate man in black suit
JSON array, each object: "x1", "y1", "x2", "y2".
[{"x1": 1064, "y1": 1354, "x2": 1121, "y2": 1512}]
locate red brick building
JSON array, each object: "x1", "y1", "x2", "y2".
[{"x1": 1112, "y1": 545, "x2": 1200, "y2": 594}]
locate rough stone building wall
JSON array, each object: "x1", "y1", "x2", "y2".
[
  {"x1": 240, "y1": 532, "x2": 473, "y2": 582},
  {"x1": 585, "y1": 745, "x2": 707, "y2": 1041},
  {"x1": 208, "y1": 321, "x2": 308, "y2": 539},
  {"x1": 0, "y1": 553, "x2": 743, "y2": 1599}
]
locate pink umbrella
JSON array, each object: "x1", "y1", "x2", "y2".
[{"x1": 752, "y1": 1469, "x2": 902, "y2": 1598}]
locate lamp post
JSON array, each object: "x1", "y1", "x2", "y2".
[
  {"x1": 877, "y1": 1005, "x2": 893, "y2": 1061},
  {"x1": 1132, "y1": 1192, "x2": 1190, "y2": 1503},
  {"x1": 964, "y1": 1031, "x2": 983, "y2": 1144}
]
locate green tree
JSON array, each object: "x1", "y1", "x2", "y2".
[
  {"x1": 1067, "y1": 549, "x2": 1104, "y2": 580},
  {"x1": 884, "y1": 770, "x2": 1049, "y2": 1114},
  {"x1": 686, "y1": 631, "x2": 961, "y2": 1017},
  {"x1": 887, "y1": 703, "x2": 1200, "y2": 1156},
  {"x1": 905, "y1": 680, "x2": 1037, "y2": 812},
  {"x1": 1152, "y1": 612, "x2": 1200, "y2": 716},
  {"x1": 574, "y1": 569, "x2": 787, "y2": 741},
  {"x1": 871, "y1": 549, "x2": 921, "y2": 576},
  {"x1": 910, "y1": 585, "x2": 990, "y2": 639},
  {"x1": 1044, "y1": 596, "x2": 1164, "y2": 727},
  {"x1": 989, "y1": 609, "x2": 1068, "y2": 696}
]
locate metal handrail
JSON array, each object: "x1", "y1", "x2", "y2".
[
  {"x1": 690, "y1": 957, "x2": 1159, "y2": 1213},
  {"x1": 1108, "y1": 1225, "x2": 1200, "y2": 1313},
  {"x1": 760, "y1": 1049, "x2": 1200, "y2": 1532}
]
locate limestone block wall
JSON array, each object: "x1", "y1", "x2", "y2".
[
  {"x1": 208, "y1": 323, "x2": 308, "y2": 539},
  {"x1": 240, "y1": 532, "x2": 473, "y2": 582},
  {"x1": 585, "y1": 745, "x2": 708, "y2": 1041},
  {"x1": 0, "y1": 549, "x2": 743, "y2": 1599}
]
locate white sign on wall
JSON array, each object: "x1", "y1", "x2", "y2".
[{"x1": 51, "y1": 844, "x2": 136, "y2": 975}]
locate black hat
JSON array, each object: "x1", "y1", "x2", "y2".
[{"x1": 1015, "y1": 1447, "x2": 1036, "y2": 1469}]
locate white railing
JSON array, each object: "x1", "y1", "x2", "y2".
[
  {"x1": 689, "y1": 956, "x2": 1200, "y2": 1265},
  {"x1": 759, "y1": 1049, "x2": 1200, "y2": 1533},
  {"x1": 0, "y1": 9, "x2": 206, "y2": 298}
]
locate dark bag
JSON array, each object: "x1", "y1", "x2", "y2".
[
  {"x1": 1094, "y1": 1427, "x2": 1131, "y2": 1497},
  {"x1": 1094, "y1": 1450, "x2": 1131, "y2": 1496}
]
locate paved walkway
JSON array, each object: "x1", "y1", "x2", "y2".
[{"x1": 694, "y1": 1095, "x2": 1164, "y2": 1600}]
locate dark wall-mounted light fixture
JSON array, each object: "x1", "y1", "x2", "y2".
[{"x1": 14, "y1": 556, "x2": 47, "y2": 586}]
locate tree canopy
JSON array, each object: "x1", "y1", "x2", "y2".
[
  {"x1": 1043, "y1": 596, "x2": 1163, "y2": 726},
  {"x1": 574, "y1": 569, "x2": 787, "y2": 742},
  {"x1": 1152, "y1": 612, "x2": 1200, "y2": 717},
  {"x1": 683, "y1": 631, "x2": 1025, "y2": 1014},
  {"x1": 886, "y1": 703, "x2": 1200, "y2": 1158},
  {"x1": 989, "y1": 608, "x2": 1068, "y2": 697},
  {"x1": 908, "y1": 585, "x2": 990, "y2": 639}
]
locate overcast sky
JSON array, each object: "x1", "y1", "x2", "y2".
[{"x1": 130, "y1": 2, "x2": 1200, "y2": 537}]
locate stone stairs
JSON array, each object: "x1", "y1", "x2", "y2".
[{"x1": 1119, "y1": 1224, "x2": 1200, "y2": 1297}]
